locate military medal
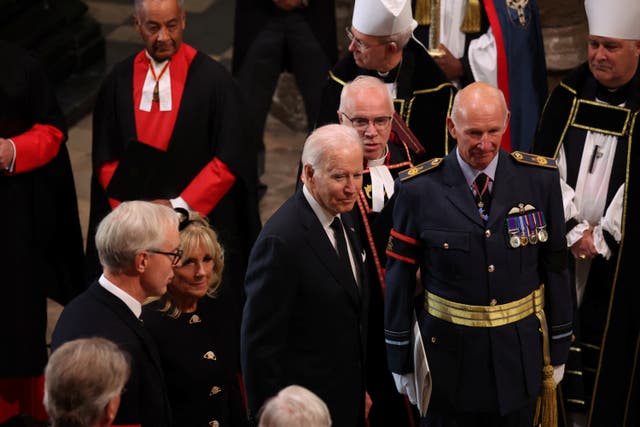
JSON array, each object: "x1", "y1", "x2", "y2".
[
  {"x1": 537, "y1": 228, "x2": 549, "y2": 242},
  {"x1": 518, "y1": 215, "x2": 528, "y2": 246},
  {"x1": 534, "y1": 211, "x2": 549, "y2": 242},
  {"x1": 524, "y1": 213, "x2": 538, "y2": 245},
  {"x1": 506, "y1": 216, "x2": 522, "y2": 248}
]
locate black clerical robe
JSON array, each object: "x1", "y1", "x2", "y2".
[
  {"x1": 533, "y1": 62, "x2": 640, "y2": 426},
  {"x1": 316, "y1": 38, "x2": 455, "y2": 163},
  {"x1": 87, "y1": 44, "x2": 261, "y2": 366}
]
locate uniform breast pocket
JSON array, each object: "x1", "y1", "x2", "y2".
[{"x1": 421, "y1": 229, "x2": 470, "y2": 279}]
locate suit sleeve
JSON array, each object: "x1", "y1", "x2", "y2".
[
  {"x1": 384, "y1": 181, "x2": 422, "y2": 374},
  {"x1": 540, "y1": 169, "x2": 573, "y2": 365},
  {"x1": 241, "y1": 233, "x2": 298, "y2": 421}
]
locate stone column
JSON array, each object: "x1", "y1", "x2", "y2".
[{"x1": 538, "y1": 0, "x2": 589, "y2": 89}]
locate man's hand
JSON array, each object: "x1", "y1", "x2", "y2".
[
  {"x1": 392, "y1": 372, "x2": 417, "y2": 404},
  {"x1": 272, "y1": 0, "x2": 305, "y2": 11},
  {"x1": 570, "y1": 226, "x2": 598, "y2": 260},
  {"x1": 433, "y1": 44, "x2": 464, "y2": 80},
  {"x1": 0, "y1": 138, "x2": 14, "y2": 171},
  {"x1": 553, "y1": 364, "x2": 565, "y2": 385}
]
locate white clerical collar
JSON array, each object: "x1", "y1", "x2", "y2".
[
  {"x1": 99, "y1": 274, "x2": 142, "y2": 319},
  {"x1": 139, "y1": 51, "x2": 172, "y2": 112},
  {"x1": 366, "y1": 145, "x2": 388, "y2": 167},
  {"x1": 367, "y1": 146, "x2": 395, "y2": 212}
]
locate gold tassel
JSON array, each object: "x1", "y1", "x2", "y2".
[
  {"x1": 533, "y1": 364, "x2": 558, "y2": 427},
  {"x1": 534, "y1": 304, "x2": 558, "y2": 427},
  {"x1": 460, "y1": 0, "x2": 481, "y2": 33},
  {"x1": 415, "y1": 0, "x2": 431, "y2": 25}
]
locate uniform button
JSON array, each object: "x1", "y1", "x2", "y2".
[
  {"x1": 443, "y1": 242, "x2": 449, "y2": 249},
  {"x1": 209, "y1": 386, "x2": 222, "y2": 396},
  {"x1": 209, "y1": 421, "x2": 220, "y2": 427},
  {"x1": 431, "y1": 337, "x2": 436, "y2": 343},
  {"x1": 488, "y1": 265, "x2": 495, "y2": 273},
  {"x1": 489, "y1": 299, "x2": 497, "y2": 306},
  {"x1": 203, "y1": 351, "x2": 217, "y2": 361},
  {"x1": 485, "y1": 230, "x2": 491, "y2": 238}
]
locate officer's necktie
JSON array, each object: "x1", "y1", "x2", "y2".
[
  {"x1": 473, "y1": 173, "x2": 492, "y2": 221},
  {"x1": 330, "y1": 217, "x2": 354, "y2": 278}
]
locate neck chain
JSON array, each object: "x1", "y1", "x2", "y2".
[{"x1": 149, "y1": 60, "x2": 170, "y2": 103}]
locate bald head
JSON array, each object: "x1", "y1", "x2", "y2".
[
  {"x1": 447, "y1": 82, "x2": 510, "y2": 170},
  {"x1": 450, "y1": 82, "x2": 509, "y2": 128}
]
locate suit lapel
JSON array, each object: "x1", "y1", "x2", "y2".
[
  {"x1": 91, "y1": 283, "x2": 166, "y2": 381},
  {"x1": 487, "y1": 150, "x2": 516, "y2": 229},
  {"x1": 442, "y1": 151, "x2": 486, "y2": 227},
  {"x1": 296, "y1": 192, "x2": 361, "y2": 308}
]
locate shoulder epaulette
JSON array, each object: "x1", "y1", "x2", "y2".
[
  {"x1": 399, "y1": 158, "x2": 443, "y2": 181},
  {"x1": 510, "y1": 151, "x2": 557, "y2": 169}
]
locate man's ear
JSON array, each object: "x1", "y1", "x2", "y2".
[
  {"x1": 135, "y1": 251, "x2": 148, "y2": 273},
  {"x1": 446, "y1": 117, "x2": 457, "y2": 139},
  {"x1": 302, "y1": 164, "x2": 314, "y2": 183},
  {"x1": 386, "y1": 41, "x2": 399, "y2": 54},
  {"x1": 337, "y1": 110, "x2": 344, "y2": 124},
  {"x1": 100, "y1": 395, "x2": 121, "y2": 427},
  {"x1": 133, "y1": 15, "x2": 142, "y2": 36}
]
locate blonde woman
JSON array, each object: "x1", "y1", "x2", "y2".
[{"x1": 144, "y1": 209, "x2": 248, "y2": 427}]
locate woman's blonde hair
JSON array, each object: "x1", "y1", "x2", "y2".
[{"x1": 159, "y1": 210, "x2": 224, "y2": 318}]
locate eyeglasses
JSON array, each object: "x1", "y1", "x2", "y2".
[
  {"x1": 345, "y1": 27, "x2": 389, "y2": 51},
  {"x1": 147, "y1": 248, "x2": 183, "y2": 266},
  {"x1": 341, "y1": 112, "x2": 393, "y2": 130}
]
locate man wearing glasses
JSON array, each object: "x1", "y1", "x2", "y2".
[
  {"x1": 52, "y1": 201, "x2": 180, "y2": 427},
  {"x1": 338, "y1": 75, "x2": 418, "y2": 426},
  {"x1": 316, "y1": 0, "x2": 455, "y2": 163}
]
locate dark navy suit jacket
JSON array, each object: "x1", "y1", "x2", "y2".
[
  {"x1": 241, "y1": 189, "x2": 369, "y2": 427},
  {"x1": 51, "y1": 281, "x2": 171, "y2": 427}
]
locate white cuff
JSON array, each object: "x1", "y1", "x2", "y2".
[
  {"x1": 553, "y1": 364, "x2": 565, "y2": 385},
  {"x1": 392, "y1": 372, "x2": 417, "y2": 405},
  {"x1": 170, "y1": 196, "x2": 191, "y2": 210}
]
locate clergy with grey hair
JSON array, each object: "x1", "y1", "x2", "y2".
[
  {"x1": 533, "y1": 0, "x2": 640, "y2": 425},
  {"x1": 315, "y1": 0, "x2": 454, "y2": 164}
]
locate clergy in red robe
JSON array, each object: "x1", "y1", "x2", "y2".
[
  {"x1": 86, "y1": 0, "x2": 261, "y2": 370},
  {"x1": 0, "y1": 40, "x2": 85, "y2": 424}
]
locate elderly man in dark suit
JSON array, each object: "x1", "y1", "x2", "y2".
[
  {"x1": 51, "y1": 201, "x2": 180, "y2": 427},
  {"x1": 241, "y1": 124, "x2": 369, "y2": 427}
]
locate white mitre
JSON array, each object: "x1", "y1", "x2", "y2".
[
  {"x1": 352, "y1": 0, "x2": 418, "y2": 36},
  {"x1": 585, "y1": 0, "x2": 640, "y2": 40}
]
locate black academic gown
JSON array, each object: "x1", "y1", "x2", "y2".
[
  {"x1": 0, "y1": 40, "x2": 85, "y2": 378},
  {"x1": 86, "y1": 48, "x2": 261, "y2": 365},
  {"x1": 533, "y1": 62, "x2": 640, "y2": 426},
  {"x1": 315, "y1": 38, "x2": 455, "y2": 163}
]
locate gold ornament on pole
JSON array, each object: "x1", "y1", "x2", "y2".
[{"x1": 427, "y1": 0, "x2": 444, "y2": 57}]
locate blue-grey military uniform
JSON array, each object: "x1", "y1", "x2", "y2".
[{"x1": 384, "y1": 149, "x2": 573, "y2": 417}]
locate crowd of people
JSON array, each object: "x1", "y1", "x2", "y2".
[{"x1": 1, "y1": 0, "x2": 639, "y2": 426}]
